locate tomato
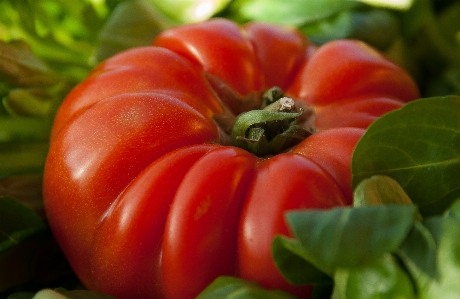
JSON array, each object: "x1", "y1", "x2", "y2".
[{"x1": 43, "y1": 19, "x2": 420, "y2": 299}]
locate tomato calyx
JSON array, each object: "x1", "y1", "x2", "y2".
[{"x1": 231, "y1": 87, "x2": 314, "y2": 156}]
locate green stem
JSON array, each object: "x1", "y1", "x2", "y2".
[
  {"x1": 232, "y1": 95, "x2": 313, "y2": 156},
  {"x1": 262, "y1": 86, "x2": 285, "y2": 108}
]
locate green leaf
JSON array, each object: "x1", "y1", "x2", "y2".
[
  {"x1": 432, "y1": 217, "x2": 460, "y2": 295},
  {"x1": 0, "y1": 196, "x2": 48, "y2": 291},
  {"x1": 355, "y1": 0, "x2": 415, "y2": 10},
  {"x1": 302, "y1": 8, "x2": 401, "y2": 49},
  {"x1": 0, "y1": 196, "x2": 46, "y2": 253},
  {"x1": 149, "y1": 0, "x2": 231, "y2": 23},
  {"x1": 352, "y1": 96, "x2": 460, "y2": 217},
  {"x1": 230, "y1": 0, "x2": 358, "y2": 26},
  {"x1": 0, "y1": 0, "x2": 101, "y2": 81},
  {"x1": 347, "y1": 9, "x2": 401, "y2": 50},
  {"x1": 0, "y1": 39, "x2": 75, "y2": 118},
  {"x1": 444, "y1": 197, "x2": 460, "y2": 219},
  {"x1": 94, "y1": 0, "x2": 177, "y2": 63},
  {"x1": 415, "y1": 212, "x2": 460, "y2": 298},
  {"x1": 0, "y1": 175, "x2": 44, "y2": 217},
  {"x1": 0, "y1": 40, "x2": 55, "y2": 87},
  {"x1": 7, "y1": 292, "x2": 35, "y2": 299},
  {"x1": 0, "y1": 143, "x2": 49, "y2": 178},
  {"x1": 285, "y1": 205, "x2": 418, "y2": 275},
  {"x1": 353, "y1": 175, "x2": 414, "y2": 207},
  {"x1": 196, "y1": 276, "x2": 298, "y2": 299},
  {"x1": 0, "y1": 118, "x2": 52, "y2": 143},
  {"x1": 0, "y1": 36, "x2": 73, "y2": 180},
  {"x1": 399, "y1": 0, "x2": 431, "y2": 38},
  {"x1": 331, "y1": 253, "x2": 416, "y2": 299},
  {"x1": 272, "y1": 236, "x2": 331, "y2": 285},
  {"x1": 390, "y1": 201, "x2": 460, "y2": 297},
  {"x1": 17, "y1": 288, "x2": 118, "y2": 299},
  {"x1": 395, "y1": 221, "x2": 438, "y2": 292},
  {"x1": 437, "y1": 1, "x2": 460, "y2": 46},
  {"x1": 300, "y1": 10, "x2": 354, "y2": 45},
  {"x1": 0, "y1": 229, "x2": 78, "y2": 295}
]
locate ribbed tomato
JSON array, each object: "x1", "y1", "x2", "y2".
[{"x1": 43, "y1": 18, "x2": 420, "y2": 299}]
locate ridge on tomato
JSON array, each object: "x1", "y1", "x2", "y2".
[{"x1": 43, "y1": 18, "x2": 420, "y2": 299}]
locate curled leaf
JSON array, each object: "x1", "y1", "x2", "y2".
[{"x1": 352, "y1": 96, "x2": 460, "y2": 216}]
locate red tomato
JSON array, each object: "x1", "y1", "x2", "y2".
[{"x1": 43, "y1": 19, "x2": 420, "y2": 299}]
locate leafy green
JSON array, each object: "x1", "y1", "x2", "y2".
[
  {"x1": 281, "y1": 205, "x2": 418, "y2": 276},
  {"x1": 0, "y1": 196, "x2": 46, "y2": 253},
  {"x1": 0, "y1": 196, "x2": 48, "y2": 291},
  {"x1": 0, "y1": 41, "x2": 67, "y2": 178},
  {"x1": 331, "y1": 253, "x2": 416, "y2": 299},
  {"x1": 225, "y1": 0, "x2": 359, "y2": 26},
  {"x1": 149, "y1": 0, "x2": 231, "y2": 23},
  {"x1": 395, "y1": 221, "x2": 438, "y2": 294},
  {"x1": 93, "y1": 0, "x2": 177, "y2": 62},
  {"x1": 386, "y1": 203, "x2": 460, "y2": 299},
  {"x1": 353, "y1": 175, "x2": 414, "y2": 207},
  {"x1": 357, "y1": 0, "x2": 415, "y2": 10},
  {"x1": 196, "y1": 276, "x2": 298, "y2": 299},
  {"x1": 352, "y1": 95, "x2": 460, "y2": 216},
  {"x1": 302, "y1": 8, "x2": 401, "y2": 49},
  {"x1": 0, "y1": 0, "x2": 176, "y2": 81},
  {"x1": 272, "y1": 236, "x2": 331, "y2": 286},
  {"x1": 0, "y1": 0, "x2": 104, "y2": 82},
  {"x1": 412, "y1": 214, "x2": 460, "y2": 298},
  {"x1": 7, "y1": 288, "x2": 118, "y2": 299},
  {"x1": 396, "y1": 0, "x2": 460, "y2": 96},
  {"x1": 0, "y1": 40, "x2": 70, "y2": 116},
  {"x1": 0, "y1": 143, "x2": 50, "y2": 179},
  {"x1": 0, "y1": 0, "x2": 178, "y2": 180},
  {"x1": 268, "y1": 180, "x2": 460, "y2": 298},
  {"x1": 6, "y1": 292, "x2": 34, "y2": 299}
]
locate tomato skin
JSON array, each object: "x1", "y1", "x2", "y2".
[
  {"x1": 313, "y1": 95, "x2": 405, "y2": 130},
  {"x1": 243, "y1": 22, "x2": 313, "y2": 90},
  {"x1": 43, "y1": 92, "x2": 219, "y2": 285},
  {"x1": 161, "y1": 146, "x2": 257, "y2": 299},
  {"x1": 291, "y1": 127, "x2": 366, "y2": 204},
  {"x1": 238, "y1": 153, "x2": 345, "y2": 298},
  {"x1": 50, "y1": 47, "x2": 223, "y2": 140},
  {"x1": 89, "y1": 144, "x2": 219, "y2": 298},
  {"x1": 287, "y1": 39, "x2": 420, "y2": 106},
  {"x1": 152, "y1": 19, "x2": 264, "y2": 100},
  {"x1": 43, "y1": 19, "x2": 421, "y2": 299}
]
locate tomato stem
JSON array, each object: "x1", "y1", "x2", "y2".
[
  {"x1": 262, "y1": 86, "x2": 285, "y2": 108},
  {"x1": 231, "y1": 88, "x2": 313, "y2": 156}
]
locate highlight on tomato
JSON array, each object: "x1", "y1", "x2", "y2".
[{"x1": 43, "y1": 18, "x2": 420, "y2": 299}]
